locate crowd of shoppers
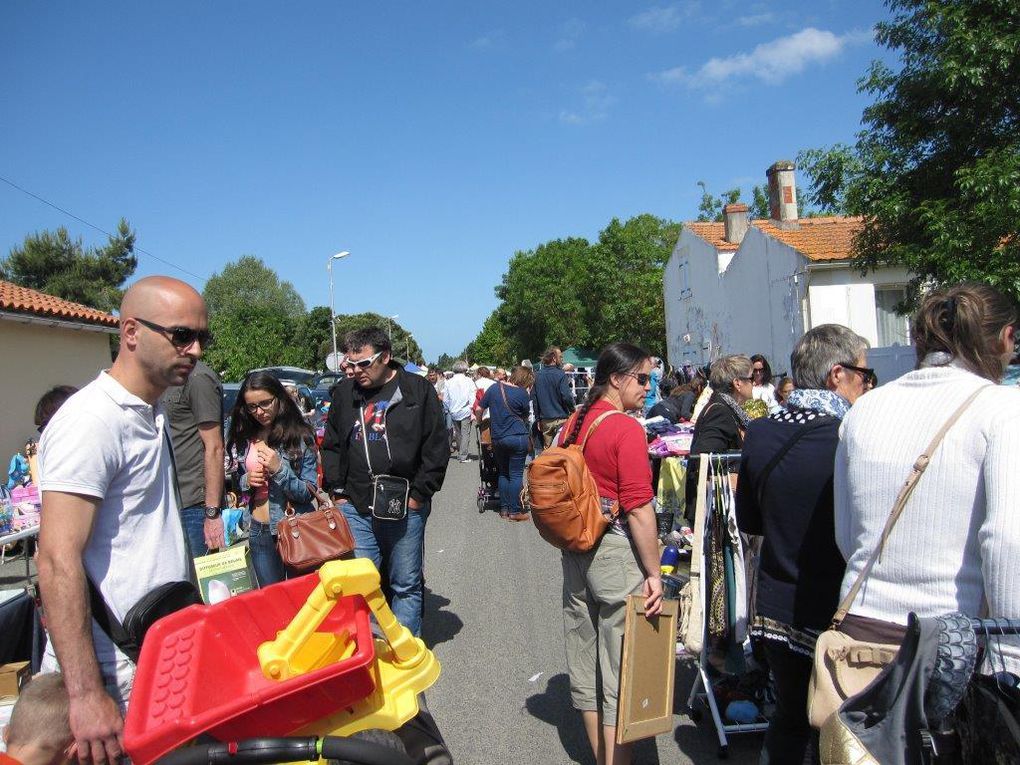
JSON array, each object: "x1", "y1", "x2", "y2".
[{"x1": 23, "y1": 268, "x2": 1020, "y2": 765}]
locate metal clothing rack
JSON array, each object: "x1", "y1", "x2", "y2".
[{"x1": 682, "y1": 452, "x2": 768, "y2": 759}]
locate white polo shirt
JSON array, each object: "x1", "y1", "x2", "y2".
[{"x1": 39, "y1": 371, "x2": 189, "y2": 664}]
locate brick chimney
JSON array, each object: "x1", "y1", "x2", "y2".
[
  {"x1": 723, "y1": 203, "x2": 749, "y2": 244},
  {"x1": 766, "y1": 160, "x2": 799, "y2": 230}
]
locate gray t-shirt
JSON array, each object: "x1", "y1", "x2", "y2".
[{"x1": 160, "y1": 361, "x2": 223, "y2": 508}]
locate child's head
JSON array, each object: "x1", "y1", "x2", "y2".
[{"x1": 3, "y1": 673, "x2": 73, "y2": 765}]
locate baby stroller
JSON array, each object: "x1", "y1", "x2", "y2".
[{"x1": 475, "y1": 424, "x2": 500, "y2": 513}]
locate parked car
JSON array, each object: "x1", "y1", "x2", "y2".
[
  {"x1": 310, "y1": 371, "x2": 346, "y2": 389},
  {"x1": 246, "y1": 366, "x2": 315, "y2": 385}
]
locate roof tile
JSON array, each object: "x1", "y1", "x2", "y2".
[
  {"x1": 684, "y1": 216, "x2": 864, "y2": 261},
  {"x1": 0, "y1": 279, "x2": 119, "y2": 328}
]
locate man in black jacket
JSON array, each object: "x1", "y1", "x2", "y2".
[
  {"x1": 533, "y1": 346, "x2": 577, "y2": 447},
  {"x1": 321, "y1": 327, "x2": 448, "y2": 636}
]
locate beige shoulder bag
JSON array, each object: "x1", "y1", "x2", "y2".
[{"x1": 807, "y1": 385, "x2": 990, "y2": 730}]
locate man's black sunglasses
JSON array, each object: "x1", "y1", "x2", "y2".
[
  {"x1": 134, "y1": 317, "x2": 214, "y2": 349},
  {"x1": 841, "y1": 363, "x2": 877, "y2": 388}
]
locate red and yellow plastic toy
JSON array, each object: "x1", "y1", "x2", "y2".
[{"x1": 124, "y1": 559, "x2": 440, "y2": 765}]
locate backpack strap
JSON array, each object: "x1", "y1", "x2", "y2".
[{"x1": 579, "y1": 410, "x2": 628, "y2": 452}]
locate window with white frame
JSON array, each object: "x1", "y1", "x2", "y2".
[{"x1": 875, "y1": 286, "x2": 911, "y2": 346}]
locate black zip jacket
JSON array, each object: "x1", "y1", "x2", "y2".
[{"x1": 321, "y1": 365, "x2": 449, "y2": 511}]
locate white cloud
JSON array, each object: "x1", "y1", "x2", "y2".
[
  {"x1": 628, "y1": 3, "x2": 699, "y2": 34},
  {"x1": 736, "y1": 12, "x2": 775, "y2": 27},
  {"x1": 559, "y1": 80, "x2": 616, "y2": 125},
  {"x1": 468, "y1": 31, "x2": 504, "y2": 50},
  {"x1": 553, "y1": 18, "x2": 586, "y2": 52},
  {"x1": 653, "y1": 27, "x2": 872, "y2": 89}
]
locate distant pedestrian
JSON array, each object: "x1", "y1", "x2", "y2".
[
  {"x1": 642, "y1": 357, "x2": 662, "y2": 415},
  {"x1": 776, "y1": 376, "x2": 795, "y2": 408},
  {"x1": 751, "y1": 354, "x2": 780, "y2": 413},
  {"x1": 445, "y1": 360, "x2": 477, "y2": 462},
  {"x1": 533, "y1": 346, "x2": 576, "y2": 447},
  {"x1": 478, "y1": 365, "x2": 534, "y2": 521}
]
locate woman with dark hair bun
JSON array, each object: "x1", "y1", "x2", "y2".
[
  {"x1": 227, "y1": 371, "x2": 318, "y2": 587},
  {"x1": 835, "y1": 282, "x2": 1020, "y2": 676},
  {"x1": 556, "y1": 342, "x2": 663, "y2": 765}
]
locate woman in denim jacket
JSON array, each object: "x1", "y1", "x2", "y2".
[{"x1": 228, "y1": 371, "x2": 318, "y2": 587}]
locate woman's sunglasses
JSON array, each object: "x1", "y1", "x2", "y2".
[
  {"x1": 134, "y1": 317, "x2": 214, "y2": 349},
  {"x1": 624, "y1": 372, "x2": 651, "y2": 386}
]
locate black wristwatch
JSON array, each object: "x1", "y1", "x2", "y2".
[{"x1": 204, "y1": 506, "x2": 222, "y2": 520}]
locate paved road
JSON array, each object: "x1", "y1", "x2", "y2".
[{"x1": 421, "y1": 457, "x2": 761, "y2": 765}]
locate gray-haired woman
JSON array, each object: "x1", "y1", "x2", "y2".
[
  {"x1": 689, "y1": 354, "x2": 754, "y2": 455},
  {"x1": 735, "y1": 324, "x2": 871, "y2": 765}
]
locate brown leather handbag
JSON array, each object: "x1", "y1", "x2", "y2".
[{"x1": 276, "y1": 481, "x2": 356, "y2": 572}]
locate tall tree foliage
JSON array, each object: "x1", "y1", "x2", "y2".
[
  {"x1": 204, "y1": 304, "x2": 303, "y2": 381},
  {"x1": 799, "y1": 0, "x2": 1020, "y2": 302},
  {"x1": 290, "y1": 306, "x2": 334, "y2": 369},
  {"x1": 333, "y1": 312, "x2": 424, "y2": 364},
  {"x1": 1, "y1": 219, "x2": 136, "y2": 313},
  {"x1": 469, "y1": 214, "x2": 681, "y2": 361},
  {"x1": 203, "y1": 256, "x2": 306, "y2": 319}
]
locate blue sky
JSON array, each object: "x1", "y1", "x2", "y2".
[{"x1": 1, "y1": 1, "x2": 892, "y2": 361}]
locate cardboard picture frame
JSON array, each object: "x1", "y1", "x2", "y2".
[{"x1": 615, "y1": 594, "x2": 679, "y2": 744}]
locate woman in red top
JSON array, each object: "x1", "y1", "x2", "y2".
[{"x1": 557, "y1": 342, "x2": 664, "y2": 765}]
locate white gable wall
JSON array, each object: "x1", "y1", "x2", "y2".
[{"x1": 664, "y1": 228, "x2": 808, "y2": 372}]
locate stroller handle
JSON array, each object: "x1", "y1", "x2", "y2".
[{"x1": 155, "y1": 736, "x2": 414, "y2": 765}]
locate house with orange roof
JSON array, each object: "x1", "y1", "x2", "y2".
[
  {"x1": 664, "y1": 161, "x2": 915, "y2": 383},
  {"x1": 0, "y1": 279, "x2": 118, "y2": 478}
]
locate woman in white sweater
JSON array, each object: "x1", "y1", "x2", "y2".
[{"x1": 834, "y1": 282, "x2": 1020, "y2": 674}]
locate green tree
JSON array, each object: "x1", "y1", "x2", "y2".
[
  {"x1": 333, "y1": 312, "x2": 424, "y2": 364},
  {"x1": 798, "y1": 0, "x2": 1020, "y2": 302},
  {"x1": 203, "y1": 256, "x2": 306, "y2": 319},
  {"x1": 487, "y1": 214, "x2": 681, "y2": 360},
  {"x1": 584, "y1": 214, "x2": 681, "y2": 356},
  {"x1": 496, "y1": 237, "x2": 591, "y2": 359},
  {"x1": 204, "y1": 304, "x2": 302, "y2": 381},
  {"x1": 750, "y1": 185, "x2": 771, "y2": 220},
  {"x1": 290, "y1": 306, "x2": 333, "y2": 369},
  {"x1": 463, "y1": 309, "x2": 515, "y2": 366},
  {"x1": 1, "y1": 219, "x2": 136, "y2": 313},
  {"x1": 434, "y1": 353, "x2": 456, "y2": 370},
  {"x1": 696, "y1": 182, "x2": 741, "y2": 222}
]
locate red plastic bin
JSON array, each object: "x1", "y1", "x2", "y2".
[{"x1": 124, "y1": 573, "x2": 376, "y2": 765}]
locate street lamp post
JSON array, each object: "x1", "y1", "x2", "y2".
[
  {"x1": 387, "y1": 314, "x2": 399, "y2": 342},
  {"x1": 328, "y1": 251, "x2": 351, "y2": 369}
]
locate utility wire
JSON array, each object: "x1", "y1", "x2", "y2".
[{"x1": 0, "y1": 173, "x2": 207, "y2": 283}]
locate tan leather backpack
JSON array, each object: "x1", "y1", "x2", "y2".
[{"x1": 522, "y1": 410, "x2": 625, "y2": 552}]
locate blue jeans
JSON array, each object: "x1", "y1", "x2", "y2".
[
  {"x1": 341, "y1": 501, "x2": 430, "y2": 636},
  {"x1": 180, "y1": 505, "x2": 208, "y2": 559},
  {"x1": 248, "y1": 519, "x2": 293, "y2": 588},
  {"x1": 494, "y1": 435, "x2": 529, "y2": 514}
]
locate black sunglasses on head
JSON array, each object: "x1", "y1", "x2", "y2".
[
  {"x1": 134, "y1": 317, "x2": 214, "y2": 349},
  {"x1": 841, "y1": 363, "x2": 877, "y2": 388}
]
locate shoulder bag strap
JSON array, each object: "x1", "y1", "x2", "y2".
[
  {"x1": 499, "y1": 382, "x2": 528, "y2": 427},
  {"x1": 755, "y1": 416, "x2": 832, "y2": 508},
  {"x1": 831, "y1": 384, "x2": 992, "y2": 627}
]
